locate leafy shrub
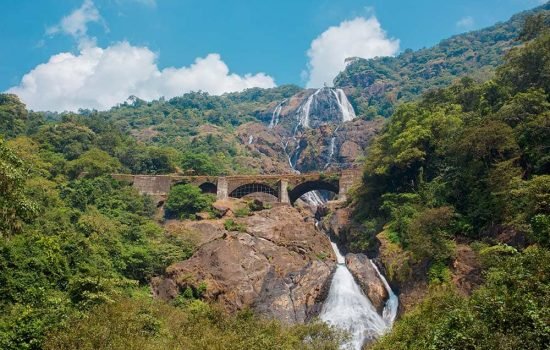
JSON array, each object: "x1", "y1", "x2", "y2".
[
  {"x1": 224, "y1": 219, "x2": 247, "y2": 232},
  {"x1": 234, "y1": 206, "x2": 251, "y2": 217},
  {"x1": 164, "y1": 184, "x2": 214, "y2": 219},
  {"x1": 43, "y1": 298, "x2": 345, "y2": 350}
]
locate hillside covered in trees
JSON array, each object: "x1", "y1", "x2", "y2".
[
  {"x1": 335, "y1": 3, "x2": 550, "y2": 119},
  {"x1": 0, "y1": 4, "x2": 549, "y2": 350},
  {"x1": 350, "y1": 11, "x2": 549, "y2": 349}
]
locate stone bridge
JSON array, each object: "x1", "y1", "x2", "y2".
[{"x1": 111, "y1": 169, "x2": 362, "y2": 205}]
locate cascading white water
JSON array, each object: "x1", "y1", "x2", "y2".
[
  {"x1": 302, "y1": 191, "x2": 326, "y2": 207},
  {"x1": 269, "y1": 99, "x2": 286, "y2": 128},
  {"x1": 248, "y1": 135, "x2": 254, "y2": 144},
  {"x1": 281, "y1": 88, "x2": 357, "y2": 204},
  {"x1": 331, "y1": 88, "x2": 357, "y2": 122},
  {"x1": 296, "y1": 87, "x2": 356, "y2": 130},
  {"x1": 370, "y1": 260, "x2": 398, "y2": 325},
  {"x1": 320, "y1": 240, "x2": 398, "y2": 350},
  {"x1": 297, "y1": 88, "x2": 322, "y2": 129}
]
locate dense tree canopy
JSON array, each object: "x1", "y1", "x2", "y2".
[{"x1": 353, "y1": 15, "x2": 550, "y2": 348}]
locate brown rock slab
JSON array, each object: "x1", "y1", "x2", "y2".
[
  {"x1": 345, "y1": 253, "x2": 389, "y2": 314},
  {"x1": 152, "y1": 205, "x2": 337, "y2": 323}
]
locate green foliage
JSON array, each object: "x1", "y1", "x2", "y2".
[
  {"x1": 66, "y1": 148, "x2": 121, "y2": 178},
  {"x1": 0, "y1": 94, "x2": 29, "y2": 138},
  {"x1": 224, "y1": 219, "x2": 247, "y2": 232},
  {"x1": 119, "y1": 146, "x2": 177, "y2": 174},
  {"x1": 180, "y1": 151, "x2": 222, "y2": 175},
  {"x1": 355, "y1": 16, "x2": 550, "y2": 349},
  {"x1": 234, "y1": 206, "x2": 251, "y2": 217},
  {"x1": 0, "y1": 167, "x2": 192, "y2": 348},
  {"x1": 404, "y1": 207, "x2": 456, "y2": 263},
  {"x1": 0, "y1": 139, "x2": 37, "y2": 236},
  {"x1": 373, "y1": 247, "x2": 549, "y2": 350},
  {"x1": 43, "y1": 298, "x2": 345, "y2": 350},
  {"x1": 335, "y1": 4, "x2": 550, "y2": 118},
  {"x1": 428, "y1": 262, "x2": 452, "y2": 285},
  {"x1": 164, "y1": 183, "x2": 214, "y2": 219}
]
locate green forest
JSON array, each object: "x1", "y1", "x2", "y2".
[
  {"x1": 335, "y1": 3, "x2": 550, "y2": 119},
  {"x1": 0, "y1": 5, "x2": 549, "y2": 350},
  {"x1": 355, "y1": 13, "x2": 550, "y2": 349}
]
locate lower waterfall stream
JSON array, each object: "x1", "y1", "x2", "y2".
[{"x1": 319, "y1": 227, "x2": 398, "y2": 349}]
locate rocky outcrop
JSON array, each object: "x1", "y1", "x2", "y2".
[
  {"x1": 235, "y1": 87, "x2": 384, "y2": 174},
  {"x1": 345, "y1": 253, "x2": 389, "y2": 314},
  {"x1": 152, "y1": 205, "x2": 336, "y2": 323}
]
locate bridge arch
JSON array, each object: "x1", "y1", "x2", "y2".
[
  {"x1": 198, "y1": 182, "x2": 217, "y2": 194},
  {"x1": 288, "y1": 180, "x2": 339, "y2": 205},
  {"x1": 229, "y1": 182, "x2": 279, "y2": 201}
]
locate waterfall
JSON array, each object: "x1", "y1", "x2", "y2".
[
  {"x1": 269, "y1": 99, "x2": 286, "y2": 128},
  {"x1": 324, "y1": 123, "x2": 340, "y2": 169},
  {"x1": 370, "y1": 260, "x2": 398, "y2": 325},
  {"x1": 248, "y1": 135, "x2": 254, "y2": 144},
  {"x1": 323, "y1": 137, "x2": 336, "y2": 170},
  {"x1": 297, "y1": 88, "x2": 322, "y2": 129},
  {"x1": 301, "y1": 191, "x2": 326, "y2": 207},
  {"x1": 332, "y1": 88, "x2": 357, "y2": 122},
  {"x1": 295, "y1": 87, "x2": 356, "y2": 130},
  {"x1": 320, "y1": 239, "x2": 398, "y2": 350}
]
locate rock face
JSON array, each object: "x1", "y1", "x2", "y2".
[
  {"x1": 151, "y1": 205, "x2": 337, "y2": 323},
  {"x1": 345, "y1": 254, "x2": 389, "y2": 314},
  {"x1": 236, "y1": 88, "x2": 384, "y2": 174}
]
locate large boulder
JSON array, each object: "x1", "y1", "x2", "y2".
[
  {"x1": 345, "y1": 253, "x2": 389, "y2": 314},
  {"x1": 152, "y1": 205, "x2": 337, "y2": 323}
]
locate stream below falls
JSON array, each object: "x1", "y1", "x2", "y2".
[{"x1": 319, "y1": 232, "x2": 398, "y2": 349}]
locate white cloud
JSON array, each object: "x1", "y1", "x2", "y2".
[
  {"x1": 46, "y1": 0, "x2": 106, "y2": 48},
  {"x1": 7, "y1": 42, "x2": 276, "y2": 112},
  {"x1": 456, "y1": 16, "x2": 475, "y2": 30},
  {"x1": 304, "y1": 16, "x2": 399, "y2": 88}
]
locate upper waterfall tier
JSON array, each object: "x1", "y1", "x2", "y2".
[{"x1": 295, "y1": 87, "x2": 357, "y2": 130}]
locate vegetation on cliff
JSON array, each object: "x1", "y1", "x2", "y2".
[
  {"x1": 0, "y1": 96, "x2": 339, "y2": 348},
  {"x1": 0, "y1": 5, "x2": 548, "y2": 350},
  {"x1": 335, "y1": 3, "x2": 550, "y2": 119},
  {"x1": 353, "y1": 12, "x2": 549, "y2": 348}
]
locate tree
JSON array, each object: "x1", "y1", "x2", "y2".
[
  {"x1": 0, "y1": 139, "x2": 36, "y2": 236},
  {"x1": 180, "y1": 152, "x2": 221, "y2": 175},
  {"x1": 0, "y1": 94, "x2": 28, "y2": 138},
  {"x1": 164, "y1": 184, "x2": 214, "y2": 219},
  {"x1": 66, "y1": 148, "x2": 121, "y2": 179}
]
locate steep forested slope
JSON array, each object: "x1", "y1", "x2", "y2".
[
  {"x1": 335, "y1": 3, "x2": 550, "y2": 119},
  {"x1": 347, "y1": 12, "x2": 550, "y2": 349}
]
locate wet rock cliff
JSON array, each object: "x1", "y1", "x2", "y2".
[{"x1": 236, "y1": 87, "x2": 384, "y2": 173}]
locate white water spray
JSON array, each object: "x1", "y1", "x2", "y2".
[
  {"x1": 248, "y1": 135, "x2": 254, "y2": 145},
  {"x1": 370, "y1": 260, "x2": 398, "y2": 325},
  {"x1": 331, "y1": 88, "x2": 357, "y2": 122},
  {"x1": 269, "y1": 99, "x2": 286, "y2": 128},
  {"x1": 320, "y1": 240, "x2": 398, "y2": 350},
  {"x1": 297, "y1": 89, "x2": 322, "y2": 129}
]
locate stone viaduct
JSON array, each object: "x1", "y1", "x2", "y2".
[{"x1": 111, "y1": 169, "x2": 362, "y2": 205}]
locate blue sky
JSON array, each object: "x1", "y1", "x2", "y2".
[{"x1": 2, "y1": 0, "x2": 545, "y2": 111}]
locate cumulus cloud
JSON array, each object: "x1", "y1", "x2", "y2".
[
  {"x1": 304, "y1": 16, "x2": 399, "y2": 88},
  {"x1": 46, "y1": 0, "x2": 106, "y2": 48},
  {"x1": 10, "y1": 0, "x2": 275, "y2": 111},
  {"x1": 8, "y1": 42, "x2": 276, "y2": 112},
  {"x1": 456, "y1": 16, "x2": 475, "y2": 30}
]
